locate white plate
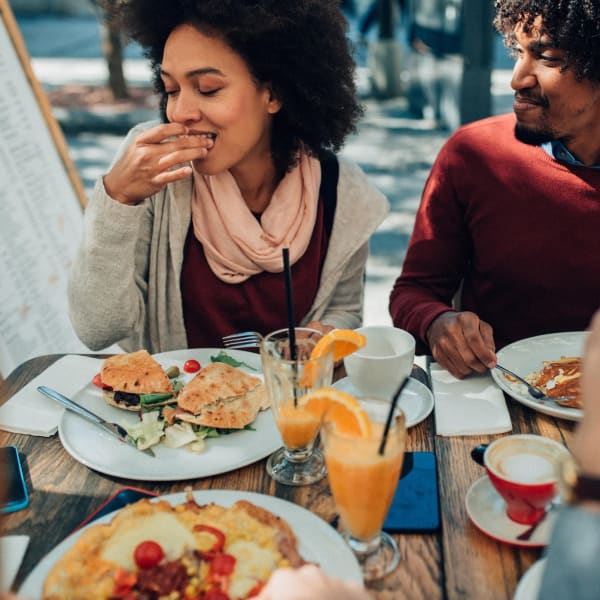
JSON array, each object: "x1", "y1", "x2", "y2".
[
  {"x1": 332, "y1": 376, "x2": 434, "y2": 428},
  {"x1": 58, "y1": 349, "x2": 281, "y2": 481},
  {"x1": 19, "y1": 489, "x2": 362, "y2": 597},
  {"x1": 491, "y1": 331, "x2": 586, "y2": 422},
  {"x1": 514, "y1": 559, "x2": 546, "y2": 600},
  {"x1": 465, "y1": 476, "x2": 555, "y2": 548}
]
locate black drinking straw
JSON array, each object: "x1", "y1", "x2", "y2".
[
  {"x1": 378, "y1": 377, "x2": 410, "y2": 455},
  {"x1": 282, "y1": 248, "x2": 298, "y2": 407},
  {"x1": 282, "y1": 248, "x2": 297, "y2": 362}
]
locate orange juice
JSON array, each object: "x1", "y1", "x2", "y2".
[
  {"x1": 324, "y1": 422, "x2": 405, "y2": 540},
  {"x1": 276, "y1": 405, "x2": 320, "y2": 449}
]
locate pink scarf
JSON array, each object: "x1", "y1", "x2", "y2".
[{"x1": 190, "y1": 153, "x2": 321, "y2": 283}]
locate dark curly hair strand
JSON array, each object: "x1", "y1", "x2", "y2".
[
  {"x1": 494, "y1": 0, "x2": 600, "y2": 82},
  {"x1": 110, "y1": 0, "x2": 363, "y2": 178}
]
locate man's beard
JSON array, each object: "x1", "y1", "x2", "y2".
[{"x1": 514, "y1": 123, "x2": 555, "y2": 146}]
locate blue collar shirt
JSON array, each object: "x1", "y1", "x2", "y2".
[{"x1": 542, "y1": 140, "x2": 600, "y2": 170}]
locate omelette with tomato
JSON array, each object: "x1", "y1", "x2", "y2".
[{"x1": 43, "y1": 492, "x2": 307, "y2": 599}]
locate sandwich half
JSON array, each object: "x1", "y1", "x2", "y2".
[
  {"x1": 166, "y1": 362, "x2": 268, "y2": 429},
  {"x1": 100, "y1": 350, "x2": 175, "y2": 411}
]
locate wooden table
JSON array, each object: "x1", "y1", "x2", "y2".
[{"x1": 0, "y1": 354, "x2": 576, "y2": 599}]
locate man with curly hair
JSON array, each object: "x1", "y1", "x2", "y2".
[
  {"x1": 389, "y1": 0, "x2": 600, "y2": 378},
  {"x1": 67, "y1": 0, "x2": 389, "y2": 353}
]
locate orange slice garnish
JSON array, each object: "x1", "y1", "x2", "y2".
[
  {"x1": 309, "y1": 329, "x2": 366, "y2": 362},
  {"x1": 298, "y1": 388, "x2": 372, "y2": 437}
]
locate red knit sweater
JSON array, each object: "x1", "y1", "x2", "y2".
[{"x1": 390, "y1": 113, "x2": 600, "y2": 354}]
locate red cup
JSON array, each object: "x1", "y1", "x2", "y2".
[{"x1": 483, "y1": 434, "x2": 569, "y2": 525}]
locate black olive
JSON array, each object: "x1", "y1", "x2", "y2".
[{"x1": 114, "y1": 391, "x2": 141, "y2": 406}]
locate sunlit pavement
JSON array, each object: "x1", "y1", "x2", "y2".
[{"x1": 18, "y1": 14, "x2": 513, "y2": 327}]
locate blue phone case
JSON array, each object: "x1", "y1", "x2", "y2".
[
  {"x1": 0, "y1": 446, "x2": 29, "y2": 514},
  {"x1": 72, "y1": 487, "x2": 158, "y2": 532},
  {"x1": 383, "y1": 451, "x2": 440, "y2": 532}
]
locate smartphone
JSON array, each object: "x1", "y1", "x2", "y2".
[
  {"x1": 0, "y1": 445, "x2": 29, "y2": 514},
  {"x1": 383, "y1": 451, "x2": 440, "y2": 533},
  {"x1": 72, "y1": 487, "x2": 158, "y2": 532}
]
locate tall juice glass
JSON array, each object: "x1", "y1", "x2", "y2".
[
  {"x1": 260, "y1": 328, "x2": 334, "y2": 486},
  {"x1": 322, "y1": 397, "x2": 406, "y2": 581}
]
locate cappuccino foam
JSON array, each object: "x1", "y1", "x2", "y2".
[{"x1": 498, "y1": 453, "x2": 554, "y2": 483}]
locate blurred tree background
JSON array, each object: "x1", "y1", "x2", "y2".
[{"x1": 90, "y1": 0, "x2": 128, "y2": 99}]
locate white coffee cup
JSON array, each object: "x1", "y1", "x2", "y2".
[{"x1": 343, "y1": 326, "x2": 416, "y2": 399}]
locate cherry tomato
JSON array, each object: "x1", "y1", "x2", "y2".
[
  {"x1": 133, "y1": 540, "x2": 164, "y2": 569},
  {"x1": 183, "y1": 359, "x2": 201, "y2": 374},
  {"x1": 92, "y1": 373, "x2": 112, "y2": 390},
  {"x1": 209, "y1": 553, "x2": 236, "y2": 576}
]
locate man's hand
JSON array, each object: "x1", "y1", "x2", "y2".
[{"x1": 427, "y1": 311, "x2": 496, "y2": 378}]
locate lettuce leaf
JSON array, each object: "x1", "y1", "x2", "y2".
[
  {"x1": 163, "y1": 422, "x2": 199, "y2": 448},
  {"x1": 123, "y1": 411, "x2": 165, "y2": 450},
  {"x1": 139, "y1": 392, "x2": 175, "y2": 406},
  {"x1": 210, "y1": 350, "x2": 257, "y2": 371}
]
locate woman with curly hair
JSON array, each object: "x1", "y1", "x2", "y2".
[
  {"x1": 68, "y1": 0, "x2": 388, "y2": 352},
  {"x1": 390, "y1": 0, "x2": 600, "y2": 378}
]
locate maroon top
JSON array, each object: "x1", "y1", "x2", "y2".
[
  {"x1": 181, "y1": 197, "x2": 330, "y2": 348},
  {"x1": 390, "y1": 113, "x2": 600, "y2": 354}
]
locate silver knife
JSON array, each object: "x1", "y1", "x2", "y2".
[{"x1": 37, "y1": 386, "x2": 155, "y2": 458}]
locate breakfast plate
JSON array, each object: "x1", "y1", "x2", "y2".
[
  {"x1": 58, "y1": 349, "x2": 280, "y2": 481},
  {"x1": 491, "y1": 331, "x2": 586, "y2": 422},
  {"x1": 465, "y1": 476, "x2": 555, "y2": 548},
  {"x1": 332, "y1": 376, "x2": 434, "y2": 428},
  {"x1": 19, "y1": 489, "x2": 362, "y2": 597},
  {"x1": 513, "y1": 559, "x2": 546, "y2": 600}
]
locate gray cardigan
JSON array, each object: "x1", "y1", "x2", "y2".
[{"x1": 68, "y1": 122, "x2": 390, "y2": 353}]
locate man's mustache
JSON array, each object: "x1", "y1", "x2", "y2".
[{"x1": 514, "y1": 91, "x2": 550, "y2": 108}]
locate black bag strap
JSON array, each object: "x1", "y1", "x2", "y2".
[{"x1": 319, "y1": 151, "x2": 339, "y2": 236}]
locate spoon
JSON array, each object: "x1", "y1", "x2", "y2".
[{"x1": 494, "y1": 364, "x2": 573, "y2": 404}]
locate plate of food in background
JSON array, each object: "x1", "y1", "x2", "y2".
[{"x1": 491, "y1": 331, "x2": 586, "y2": 422}]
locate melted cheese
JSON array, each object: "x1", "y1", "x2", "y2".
[
  {"x1": 227, "y1": 540, "x2": 279, "y2": 599},
  {"x1": 101, "y1": 512, "x2": 196, "y2": 571}
]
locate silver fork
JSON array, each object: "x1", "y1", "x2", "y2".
[
  {"x1": 222, "y1": 331, "x2": 263, "y2": 349},
  {"x1": 494, "y1": 364, "x2": 575, "y2": 404}
]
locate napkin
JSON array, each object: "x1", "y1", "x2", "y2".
[
  {"x1": 430, "y1": 364, "x2": 512, "y2": 436},
  {"x1": 0, "y1": 535, "x2": 29, "y2": 593},
  {"x1": 0, "y1": 356, "x2": 105, "y2": 436}
]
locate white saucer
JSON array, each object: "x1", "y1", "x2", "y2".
[
  {"x1": 514, "y1": 559, "x2": 546, "y2": 600},
  {"x1": 465, "y1": 477, "x2": 555, "y2": 548},
  {"x1": 332, "y1": 376, "x2": 434, "y2": 429}
]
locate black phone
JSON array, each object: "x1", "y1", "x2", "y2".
[
  {"x1": 383, "y1": 451, "x2": 440, "y2": 533},
  {"x1": 0, "y1": 445, "x2": 29, "y2": 514},
  {"x1": 72, "y1": 487, "x2": 158, "y2": 532}
]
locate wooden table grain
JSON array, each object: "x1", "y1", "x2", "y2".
[{"x1": 0, "y1": 354, "x2": 576, "y2": 599}]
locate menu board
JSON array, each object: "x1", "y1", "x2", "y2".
[{"x1": 0, "y1": 0, "x2": 90, "y2": 378}]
